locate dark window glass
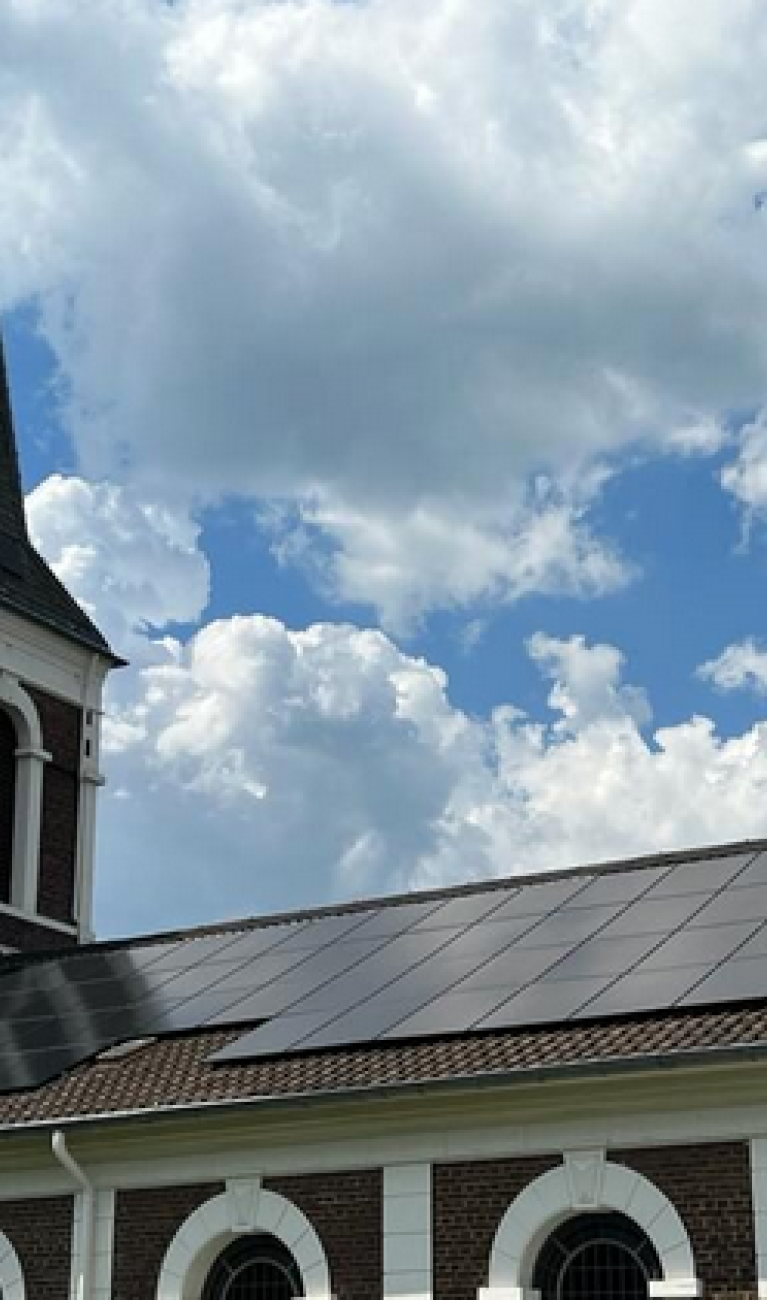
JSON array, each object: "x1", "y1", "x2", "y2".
[
  {"x1": 0, "y1": 708, "x2": 17, "y2": 904},
  {"x1": 533, "y1": 1212, "x2": 662, "y2": 1300},
  {"x1": 202, "y1": 1234, "x2": 304, "y2": 1300}
]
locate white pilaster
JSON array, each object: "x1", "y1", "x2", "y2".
[
  {"x1": 752, "y1": 1139, "x2": 767, "y2": 1299},
  {"x1": 383, "y1": 1163, "x2": 432, "y2": 1300},
  {"x1": 10, "y1": 745, "x2": 50, "y2": 913}
]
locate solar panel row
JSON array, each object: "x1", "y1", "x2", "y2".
[{"x1": 0, "y1": 847, "x2": 765, "y2": 1093}]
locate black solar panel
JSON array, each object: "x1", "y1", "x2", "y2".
[{"x1": 2, "y1": 845, "x2": 767, "y2": 1092}]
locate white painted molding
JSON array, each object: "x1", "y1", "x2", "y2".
[
  {"x1": 483, "y1": 1155, "x2": 701, "y2": 1298},
  {"x1": 0, "y1": 1227, "x2": 25, "y2": 1300},
  {"x1": 384, "y1": 1164, "x2": 432, "y2": 1300},
  {"x1": 0, "y1": 672, "x2": 49, "y2": 915},
  {"x1": 751, "y1": 1139, "x2": 767, "y2": 1299},
  {"x1": 156, "y1": 1183, "x2": 332, "y2": 1300}
]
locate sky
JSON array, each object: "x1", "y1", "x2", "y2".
[{"x1": 3, "y1": 0, "x2": 767, "y2": 938}]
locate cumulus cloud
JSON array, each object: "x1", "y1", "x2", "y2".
[
  {"x1": 95, "y1": 605, "x2": 767, "y2": 934},
  {"x1": 4, "y1": 0, "x2": 767, "y2": 620},
  {"x1": 25, "y1": 474, "x2": 210, "y2": 661},
  {"x1": 698, "y1": 639, "x2": 767, "y2": 695}
]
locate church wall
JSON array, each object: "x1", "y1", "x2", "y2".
[
  {"x1": 27, "y1": 688, "x2": 81, "y2": 925},
  {"x1": 111, "y1": 1181, "x2": 224, "y2": 1299},
  {"x1": 615, "y1": 1142, "x2": 757, "y2": 1300},
  {"x1": 433, "y1": 1154, "x2": 560, "y2": 1300},
  {"x1": 0, "y1": 1194, "x2": 73, "y2": 1299},
  {"x1": 265, "y1": 1169, "x2": 383, "y2": 1300}
]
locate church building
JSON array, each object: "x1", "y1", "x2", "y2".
[{"x1": 1, "y1": 333, "x2": 767, "y2": 1300}]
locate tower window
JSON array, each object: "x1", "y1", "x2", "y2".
[
  {"x1": 0, "y1": 709, "x2": 17, "y2": 904},
  {"x1": 533, "y1": 1211, "x2": 662, "y2": 1300},
  {"x1": 202, "y1": 1234, "x2": 304, "y2": 1300}
]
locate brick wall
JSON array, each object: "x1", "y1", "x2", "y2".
[
  {"x1": 0, "y1": 707, "x2": 16, "y2": 903},
  {"x1": 266, "y1": 1170, "x2": 382, "y2": 1300},
  {"x1": 28, "y1": 687, "x2": 80, "y2": 925},
  {"x1": 112, "y1": 1182, "x2": 224, "y2": 1300},
  {"x1": 433, "y1": 1155, "x2": 560, "y2": 1300},
  {"x1": 0, "y1": 1195, "x2": 73, "y2": 1299},
  {"x1": 616, "y1": 1142, "x2": 757, "y2": 1300}
]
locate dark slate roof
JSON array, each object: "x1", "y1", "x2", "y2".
[
  {"x1": 4, "y1": 839, "x2": 767, "y2": 1127},
  {"x1": 0, "y1": 336, "x2": 122, "y2": 663}
]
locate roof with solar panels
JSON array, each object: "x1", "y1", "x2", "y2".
[{"x1": 3, "y1": 837, "x2": 767, "y2": 1129}]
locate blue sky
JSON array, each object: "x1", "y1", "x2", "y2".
[{"x1": 3, "y1": 0, "x2": 767, "y2": 938}]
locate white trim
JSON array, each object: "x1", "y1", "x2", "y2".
[
  {"x1": 751, "y1": 1139, "x2": 767, "y2": 1298},
  {"x1": 384, "y1": 1164, "x2": 432, "y2": 1300},
  {"x1": 0, "y1": 1226, "x2": 25, "y2": 1300},
  {"x1": 0, "y1": 673, "x2": 48, "y2": 914},
  {"x1": 482, "y1": 1155, "x2": 701, "y2": 1298},
  {"x1": 155, "y1": 1182, "x2": 332, "y2": 1300},
  {"x1": 0, "y1": 901, "x2": 77, "y2": 935},
  {"x1": 0, "y1": 1075, "x2": 765, "y2": 1197},
  {"x1": 0, "y1": 608, "x2": 110, "y2": 710}
]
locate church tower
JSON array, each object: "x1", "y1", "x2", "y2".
[{"x1": 0, "y1": 334, "x2": 122, "y2": 951}]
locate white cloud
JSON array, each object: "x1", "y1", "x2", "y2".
[
  {"x1": 268, "y1": 482, "x2": 630, "y2": 632},
  {"x1": 721, "y1": 412, "x2": 767, "y2": 513},
  {"x1": 25, "y1": 474, "x2": 210, "y2": 660},
  {"x1": 4, "y1": 0, "x2": 767, "y2": 619},
  {"x1": 698, "y1": 639, "x2": 767, "y2": 695},
  {"x1": 26, "y1": 472, "x2": 767, "y2": 934}
]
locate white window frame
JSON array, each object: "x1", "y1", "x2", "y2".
[
  {"x1": 478, "y1": 1150, "x2": 702, "y2": 1300},
  {"x1": 0, "y1": 672, "x2": 50, "y2": 915},
  {"x1": 156, "y1": 1178, "x2": 333, "y2": 1300},
  {"x1": 0, "y1": 1226, "x2": 25, "y2": 1300}
]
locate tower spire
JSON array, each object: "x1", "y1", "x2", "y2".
[
  {"x1": 0, "y1": 326, "x2": 122, "y2": 662},
  {"x1": 0, "y1": 334, "x2": 29, "y2": 545}
]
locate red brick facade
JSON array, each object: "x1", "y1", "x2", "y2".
[
  {"x1": 617, "y1": 1143, "x2": 757, "y2": 1300},
  {"x1": 0, "y1": 1141, "x2": 756, "y2": 1298},
  {"x1": 265, "y1": 1170, "x2": 382, "y2": 1300},
  {"x1": 0, "y1": 1195, "x2": 73, "y2": 1299},
  {"x1": 433, "y1": 1155, "x2": 561, "y2": 1300},
  {"x1": 112, "y1": 1182, "x2": 224, "y2": 1300}
]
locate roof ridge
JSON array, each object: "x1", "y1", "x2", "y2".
[{"x1": 5, "y1": 834, "x2": 765, "y2": 967}]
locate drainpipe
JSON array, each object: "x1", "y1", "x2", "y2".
[{"x1": 52, "y1": 1130, "x2": 94, "y2": 1300}]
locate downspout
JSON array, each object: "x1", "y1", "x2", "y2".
[{"x1": 52, "y1": 1130, "x2": 94, "y2": 1300}]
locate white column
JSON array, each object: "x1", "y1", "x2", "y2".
[
  {"x1": 10, "y1": 745, "x2": 50, "y2": 914},
  {"x1": 752, "y1": 1139, "x2": 767, "y2": 1299},
  {"x1": 73, "y1": 767, "x2": 105, "y2": 940},
  {"x1": 383, "y1": 1163, "x2": 432, "y2": 1300}
]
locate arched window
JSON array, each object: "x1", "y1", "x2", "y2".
[
  {"x1": 202, "y1": 1234, "x2": 304, "y2": 1300},
  {"x1": 533, "y1": 1211, "x2": 662, "y2": 1300},
  {"x1": 0, "y1": 706, "x2": 17, "y2": 902}
]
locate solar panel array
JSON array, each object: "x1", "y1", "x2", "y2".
[{"x1": 2, "y1": 845, "x2": 767, "y2": 1092}]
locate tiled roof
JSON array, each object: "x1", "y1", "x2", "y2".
[
  {"x1": 1, "y1": 1003, "x2": 767, "y2": 1129},
  {"x1": 0, "y1": 335, "x2": 122, "y2": 662}
]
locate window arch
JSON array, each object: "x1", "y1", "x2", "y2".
[
  {"x1": 0, "y1": 674, "x2": 48, "y2": 915},
  {"x1": 0, "y1": 1224, "x2": 25, "y2": 1299},
  {"x1": 479, "y1": 1152, "x2": 701, "y2": 1300},
  {"x1": 202, "y1": 1233, "x2": 303, "y2": 1300},
  {"x1": 156, "y1": 1181, "x2": 332, "y2": 1300},
  {"x1": 532, "y1": 1211, "x2": 661, "y2": 1300}
]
